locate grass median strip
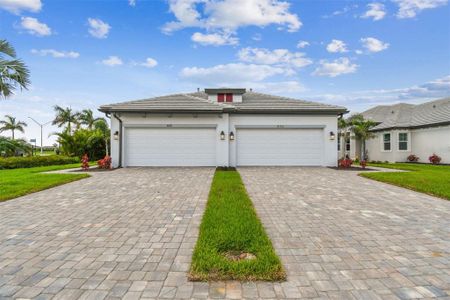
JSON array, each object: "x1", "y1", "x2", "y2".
[
  {"x1": 0, "y1": 164, "x2": 90, "y2": 202},
  {"x1": 189, "y1": 169, "x2": 285, "y2": 281}
]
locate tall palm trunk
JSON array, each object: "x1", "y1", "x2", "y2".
[{"x1": 11, "y1": 129, "x2": 14, "y2": 140}]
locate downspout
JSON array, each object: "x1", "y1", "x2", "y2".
[{"x1": 112, "y1": 113, "x2": 123, "y2": 168}]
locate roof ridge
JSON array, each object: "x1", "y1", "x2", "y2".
[
  {"x1": 184, "y1": 93, "x2": 235, "y2": 108},
  {"x1": 247, "y1": 91, "x2": 344, "y2": 108}
]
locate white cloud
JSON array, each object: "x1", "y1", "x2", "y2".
[
  {"x1": 312, "y1": 57, "x2": 358, "y2": 77},
  {"x1": 141, "y1": 57, "x2": 158, "y2": 68},
  {"x1": 0, "y1": 0, "x2": 41, "y2": 13},
  {"x1": 31, "y1": 49, "x2": 80, "y2": 58},
  {"x1": 296, "y1": 40, "x2": 310, "y2": 48},
  {"x1": 163, "y1": 0, "x2": 301, "y2": 33},
  {"x1": 20, "y1": 17, "x2": 51, "y2": 36},
  {"x1": 361, "y1": 37, "x2": 389, "y2": 52},
  {"x1": 393, "y1": 0, "x2": 448, "y2": 18},
  {"x1": 180, "y1": 63, "x2": 290, "y2": 85},
  {"x1": 252, "y1": 33, "x2": 262, "y2": 41},
  {"x1": 326, "y1": 39, "x2": 348, "y2": 53},
  {"x1": 88, "y1": 18, "x2": 111, "y2": 39},
  {"x1": 191, "y1": 32, "x2": 238, "y2": 46},
  {"x1": 129, "y1": 0, "x2": 136, "y2": 6},
  {"x1": 361, "y1": 3, "x2": 386, "y2": 20},
  {"x1": 238, "y1": 47, "x2": 312, "y2": 68},
  {"x1": 101, "y1": 56, "x2": 123, "y2": 66},
  {"x1": 306, "y1": 75, "x2": 450, "y2": 111},
  {"x1": 323, "y1": 4, "x2": 358, "y2": 18}
]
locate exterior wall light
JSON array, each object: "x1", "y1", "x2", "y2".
[
  {"x1": 113, "y1": 131, "x2": 119, "y2": 140},
  {"x1": 229, "y1": 131, "x2": 235, "y2": 141},
  {"x1": 220, "y1": 131, "x2": 225, "y2": 140},
  {"x1": 329, "y1": 131, "x2": 335, "y2": 140}
]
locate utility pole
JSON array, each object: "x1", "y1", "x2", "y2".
[{"x1": 28, "y1": 117, "x2": 52, "y2": 155}]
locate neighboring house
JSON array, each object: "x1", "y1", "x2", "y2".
[
  {"x1": 339, "y1": 97, "x2": 450, "y2": 163},
  {"x1": 99, "y1": 88, "x2": 347, "y2": 168}
]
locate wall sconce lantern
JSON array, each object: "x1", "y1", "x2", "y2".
[
  {"x1": 113, "y1": 131, "x2": 119, "y2": 140},
  {"x1": 329, "y1": 131, "x2": 335, "y2": 140},
  {"x1": 229, "y1": 131, "x2": 235, "y2": 141},
  {"x1": 220, "y1": 131, "x2": 225, "y2": 140}
]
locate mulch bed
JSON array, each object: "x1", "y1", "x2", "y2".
[
  {"x1": 71, "y1": 168, "x2": 115, "y2": 172},
  {"x1": 328, "y1": 167, "x2": 374, "y2": 171}
]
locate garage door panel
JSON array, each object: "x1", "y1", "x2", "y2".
[
  {"x1": 125, "y1": 127, "x2": 216, "y2": 166},
  {"x1": 237, "y1": 128, "x2": 323, "y2": 166}
]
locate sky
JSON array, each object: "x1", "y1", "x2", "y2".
[{"x1": 0, "y1": 0, "x2": 449, "y2": 146}]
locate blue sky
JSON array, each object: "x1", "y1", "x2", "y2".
[{"x1": 0, "y1": 0, "x2": 449, "y2": 145}]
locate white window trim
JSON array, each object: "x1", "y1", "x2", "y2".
[
  {"x1": 397, "y1": 131, "x2": 411, "y2": 152},
  {"x1": 381, "y1": 132, "x2": 392, "y2": 152}
]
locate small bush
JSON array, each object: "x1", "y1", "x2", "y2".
[
  {"x1": 429, "y1": 153, "x2": 441, "y2": 164},
  {"x1": 81, "y1": 154, "x2": 90, "y2": 170},
  {"x1": 407, "y1": 154, "x2": 419, "y2": 162},
  {"x1": 360, "y1": 160, "x2": 367, "y2": 169},
  {"x1": 0, "y1": 155, "x2": 79, "y2": 169},
  {"x1": 97, "y1": 155, "x2": 112, "y2": 169},
  {"x1": 339, "y1": 158, "x2": 353, "y2": 168}
]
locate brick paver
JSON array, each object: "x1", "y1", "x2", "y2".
[
  {"x1": 1, "y1": 166, "x2": 449, "y2": 299},
  {"x1": 239, "y1": 167, "x2": 450, "y2": 299},
  {"x1": 0, "y1": 168, "x2": 213, "y2": 299}
]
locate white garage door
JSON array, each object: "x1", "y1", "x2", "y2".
[
  {"x1": 237, "y1": 128, "x2": 324, "y2": 166},
  {"x1": 124, "y1": 127, "x2": 216, "y2": 166}
]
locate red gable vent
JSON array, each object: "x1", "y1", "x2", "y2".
[
  {"x1": 226, "y1": 93, "x2": 233, "y2": 102},
  {"x1": 217, "y1": 93, "x2": 225, "y2": 102}
]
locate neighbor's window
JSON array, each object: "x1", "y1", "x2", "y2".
[
  {"x1": 345, "y1": 137, "x2": 350, "y2": 151},
  {"x1": 383, "y1": 133, "x2": 391, "y2": 151},
  {"x1": 398, "y1": 132, "x2": 408, "y2": 150},
  {"x1": 225, "y1": 93, "x2": 233, "y2": 102},
  {"x1": 217, "y1": 93, "x2": 225, "y2": 102}
]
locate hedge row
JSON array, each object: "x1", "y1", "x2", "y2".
[{"x1": 0, "y1": 155, "x2": 79, "y2": 169}]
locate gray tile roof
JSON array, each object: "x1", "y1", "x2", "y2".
[
  {"x1": 99, "y1": 90, "x2": 347, "y2": 114},
  {"x1": 362, "y1": 97, "x2": 450, "y2": 130}
]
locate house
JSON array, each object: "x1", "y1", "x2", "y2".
[
  {"x1": 99, "y1": 88, "x2": 347, "y2": 168},
  {"x1": 339, "y1": 97, "x2": 450, "y2": 164}
]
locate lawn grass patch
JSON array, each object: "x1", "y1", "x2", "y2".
[
  {"x1": 361, "y1": 163, "x2": 450, "y2": 200},
  {"x1": 0, "y1": 163, "x2": 89, "y2": 202},
  {"x1": 189, "y1": 170, "x2": 285, "y2": 281}
]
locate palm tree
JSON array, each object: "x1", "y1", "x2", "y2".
[
  {"x1": 0, "y1": 39, "x2": 30, "y2": 98},
  {"x1": 349, "y1": 114, "x2": 376, "y2": 161},
  {"x1": 0, "y1": 136, "x2": 31, "y2": 157},
  {"x1": 0, "y1": 114, "x2": 27, "y2": 139},
  {"x1": 93, "y1": 118, "x2": 110, "y2": 156},
  {"x1": 52, "y1": 105, "x2": 79, "y2": 133},
  {"x1": 79, "y1": 109, "x2": 102, "y2": 129}
]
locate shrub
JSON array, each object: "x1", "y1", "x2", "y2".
[
  {"x1": 97, "y1": 155, "x2": 112, "y2": 169},
  {"x1": 407, "y1": 154, "x2": 419, "y2": 162},
  {"x1": 81, "y1": 154, "x2": 89, "y2": 170},
  {"x1": 0, "y1": 155, "x2": 79, "y2": 169},
  {"x1": 339, "y1": 158, "x2": 353, "y2": 168},
  {"x1": 360, "y1": 160, "x2": 367, "y2": 169},
  {"x1": 429, "y1": 153, "x2": 441, "y2": 164}
]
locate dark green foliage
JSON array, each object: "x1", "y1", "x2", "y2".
[{"x1": 0, "y1": 155, "x2": 79, "y2": 169}]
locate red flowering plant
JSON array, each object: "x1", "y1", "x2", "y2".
[
  {"x1": 360, "y1": 160, "x2": 367, "y2": 169},
  {"x1": 339, "y1": 157, "x2": 353, "y2": 168},
  {"x1": 81, "y1": 154, "x2": 89, "y2": 170},
  {"x1": 97, "y1": 155, "x2": 112, "y2": 169},
  {"x1": 407, "y1": 154, "x2": 419, "y2": 162},
  {"x1": 428, "y1": 153, "x2": 441, "y2": 165}
]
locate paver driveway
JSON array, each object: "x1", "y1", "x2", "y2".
[
  {"x1": 1, "y1": 167, "x2": 449, "y2": 299},
  {"x1": 239, "y1": 167, "x2": 450, "y2": 299},
  {"x1": 0, "y1": 168, "x2": 215, "y2": 299}
]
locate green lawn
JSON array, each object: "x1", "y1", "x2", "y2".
[
  {"x1": 361, "y1": 163, "x2": 450, "y2": 200},
  {"x1": 0, "y1": 164, "x2": 90, "y2": 202},
  {"x1": 189, "y1": 170, "x2": 285, "y2": 281}
]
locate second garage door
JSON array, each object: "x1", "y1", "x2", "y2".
[
  {"x1": 124, "y1": 127, "x2": 216, "y2": 166},
  {"x1": 236, "y1": 128, "x2": 324, "y2": 166}
]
